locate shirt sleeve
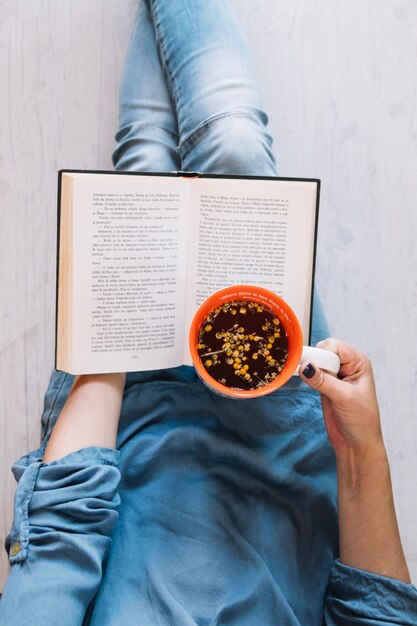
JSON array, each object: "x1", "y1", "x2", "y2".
[
  {"x1": 0, "y1": 445, "x2": 121, "y2": 626},
  {"x1": 324, "y1": 559, "x2": 417, "y2": 625}
]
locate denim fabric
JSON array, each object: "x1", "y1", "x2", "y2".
[
  {"x1": 1, "y1": 447, "x2": 120, "y2": 625},
  {"x1": 112, "y1": 0, "x2": 277, "y2": 176},
  {"x1": 325, "y1": 561, "x2": 417, "y2": 625},
  {"x1": 2, "y1": 0, "x2": 417, "y2": 624}
]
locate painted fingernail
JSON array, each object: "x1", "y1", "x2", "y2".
[{"x1": 302, "y1": 363, "x2": 316, "y2": 379}]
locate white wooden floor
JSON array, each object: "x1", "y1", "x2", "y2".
[{"x1": 1, "y1": 0, "x2": 416, "y2": 591}]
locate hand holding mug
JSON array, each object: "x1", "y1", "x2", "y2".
[{"x1": 299, "y1": 339, "x2": 383, "y2": 453}]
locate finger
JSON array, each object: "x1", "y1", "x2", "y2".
[
  {"x1": 316, "y1": 338, "x2": 370, "y2": 378},
  {"x1": 299, "y1": 360, "x2": 348, "y2": 403}
]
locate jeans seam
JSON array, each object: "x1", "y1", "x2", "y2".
[{"x1": 147, "y1": 1, "x2": 179, "y2": 112}]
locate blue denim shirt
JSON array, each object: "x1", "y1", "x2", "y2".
[{"x1": 1, "y1": 295, "x2": 417, "y2": 625}]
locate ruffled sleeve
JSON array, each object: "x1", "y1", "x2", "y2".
[
  {"x1": 0, "y1": 445, "x2": 121, "y2": 626},
  {"x1": 324, "y1": 560, "x2": 417, "y2": 625}
]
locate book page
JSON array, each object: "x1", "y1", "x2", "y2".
[
  {"x1": 67, "y1": 173, "x2": 189, "y2": 373},
  {"x1": 182, "y1": 177, "x2": 317, "y2": 364}
]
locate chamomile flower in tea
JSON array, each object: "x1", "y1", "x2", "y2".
[{"x1": 197, "y1": 300, "x2": 289, "y2": 391}]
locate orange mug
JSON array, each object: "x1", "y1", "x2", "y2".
[{"x1": 189, "y1": 285, "x2": 340, "y2": 399}]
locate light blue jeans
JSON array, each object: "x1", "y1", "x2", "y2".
[{"x1": 112, "y1": 0, "x2": 278, "y2": 177}]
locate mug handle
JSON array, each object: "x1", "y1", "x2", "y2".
[{"x1": 294, "y1": 345, "x2": 341, "y2": 376}]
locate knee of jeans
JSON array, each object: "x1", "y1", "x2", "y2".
[
  {"x1": 180, "y1": 112, "x2": 278, "y2": 176},
  {"x1": 112, "y1": 121, "x2": 180, "y2": 172}
]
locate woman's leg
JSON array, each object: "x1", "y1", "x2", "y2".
[
  {"x1": 146, "y1": 0, "x2": 277, "y2": 175},
  {"x1": 112, "y1": 0, "x2": 180, "y2": 173},
  {"x1": 113, "y1": 0, "x2": 328, "y2": 343}
]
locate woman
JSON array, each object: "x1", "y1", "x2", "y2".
[{"x1": 1, "y1": 1, "x2": 416, "y2": 624}]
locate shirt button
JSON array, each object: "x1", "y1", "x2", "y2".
[{"x1": 10, "y1": 541, "x2": 22, "y2": 557}]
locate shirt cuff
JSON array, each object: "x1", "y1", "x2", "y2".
[
  {"x1": 7, "y1": 445, "x2": 121, "y2": 564},
  {"x1": 325, "y1": 559, "x2": 417, "y2": 624}
]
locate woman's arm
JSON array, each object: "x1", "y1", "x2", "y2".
[
  {"x1": 335, "y1": 440, "x2": 409, "y2": 584},
  {"x1": 0, "y1": 372, "x2": 126, "y2": 624},
  {"x1": 43, "y1": 372, "x2": 126, "y2": 462},
  {"x1": 300, "y1": 340, "x2": 411, "y2": 584}
]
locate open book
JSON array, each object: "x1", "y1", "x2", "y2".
[{"x1": 56, "y1": 170, "x2": 320, "y2": 374}]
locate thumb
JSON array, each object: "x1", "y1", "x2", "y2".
[{"x1": 299, "y1": 361, "x2": 345, "y2": 403}]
